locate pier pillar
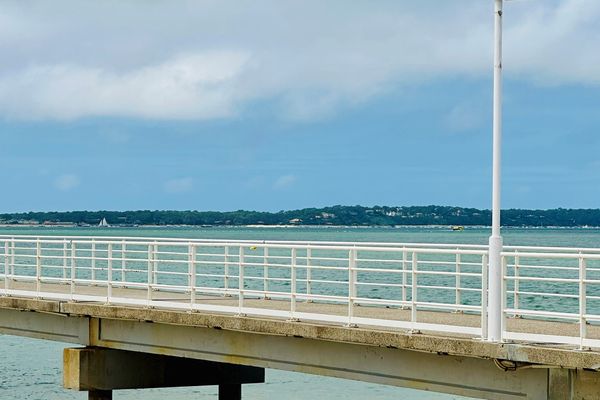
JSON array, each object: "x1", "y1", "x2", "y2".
[
  {"x1": 549, "y1": 368, "x2": 600, "y2": 400},
  {"x1": 64, "y1": 347, "x2": 264, "y2": 398},
  {"x1": 89, "y1": 389, "x2": 112, "y2": 400},
  {"x1": 219, "y1": 384, "x2": 242, "y2": 400}
]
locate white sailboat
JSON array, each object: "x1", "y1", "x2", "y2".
[{"x1": 98, "y1": 217, "x2": 110, "y2": 227}]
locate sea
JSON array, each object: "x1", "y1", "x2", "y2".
[{"x1": 1, "y1": 225, "x2": 599, "y2": 400}]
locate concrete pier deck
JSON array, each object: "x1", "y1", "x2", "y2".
[{"x1": 4, "y1": 281, "x2": 600, "y2": 399}]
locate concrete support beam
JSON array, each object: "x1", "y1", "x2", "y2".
[
  {"x1": 549, "y1": 368, "x2": 600, "y2": 400},
  {"x1": 64, "y1": 347, "x2": 264, "y2": 394},
  {"x1": 0, "y1": 306, "x2": 89, "y2": 344},
  {"x1": 90, "y1": 318, "x2": 551, "y2": 400}
]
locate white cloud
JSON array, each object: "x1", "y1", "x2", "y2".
[
  {"x1": 54, "y1": 174, "x2": 80, "y2": 191},
  {"x1": 0, "y1": 52, "x2": 250, "y2": 120},
  {"x1": 273, "y1": 174, "x2": 296, "y2": 189},
  {"x1": 164, "y1": 177, "x2": 194, "y2": 194},
  {"x1": 0, "y1": 0, "x2": 599, "y2": 121}
]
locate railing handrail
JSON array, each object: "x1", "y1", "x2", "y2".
[
  {"x1": 0, "y1": 237, "x2": 489, "y2": 255},
  {"x1": 2, "y1": 234, "x2": 600, "y2": 254},
  {"x1": 0, "y1": 234, "x2": 488, "y2": 248}
]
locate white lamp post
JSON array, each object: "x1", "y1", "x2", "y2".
[{"x1": 488, "y1": 0, "x2": 503, "y2": 342}]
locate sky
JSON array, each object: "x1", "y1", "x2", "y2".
[{"x1": 1, "y1": 0, "x2": 599, "y2": 212}]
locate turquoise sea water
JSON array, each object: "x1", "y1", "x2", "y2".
[{"x1": 1, "y1": 226, "x2": 600, "y2": 400}]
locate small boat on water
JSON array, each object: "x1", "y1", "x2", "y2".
[
  {"x1": 451, "y1": 225, "x2": 464, "y2": 231},
  {"x1": 98, "y1": 218, "x2": 110, "y2": 227}
]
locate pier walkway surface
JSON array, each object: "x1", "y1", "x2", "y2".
[{"x1": 3, "y1": 235, "x2": 600, "y2": 399}]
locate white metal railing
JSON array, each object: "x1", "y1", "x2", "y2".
[
  {"x1": 501, "y1": 248, "x2": 600, "y2": 349},
  {"x1": 0, "y1": 235, "x2": 487, "y2": 337},
  {"x1": 1, "y1": 235, "x2": 600, "y2": 348}
]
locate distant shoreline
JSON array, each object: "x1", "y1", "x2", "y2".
[
  {"x1": 1, "y1": 224, "x2": 600, "y2": 229},
  {"x1": 3, "y1": 205, "x2": 600, "y2": 228}
]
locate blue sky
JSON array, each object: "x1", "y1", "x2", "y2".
[{"x1": 1, "y1": 0, "x2": 599, "y2": 212}]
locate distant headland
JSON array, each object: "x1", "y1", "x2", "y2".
[{"x1": 1, "y1": 206, "x2": 600, "y2": 228}]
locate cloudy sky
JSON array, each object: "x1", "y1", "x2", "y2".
[{"x1": 1, "y1": 0, "x2": 599, "y2": 212}]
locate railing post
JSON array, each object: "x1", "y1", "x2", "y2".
[
  {"x1": 107, "y1": 243, "x2": 113, "y2": 304},
  {"x1": 10, "y1": 238, "x2": 15, "y2": 277},
  {"x1": 91, "y1": 239, "x2": 96, "y2": 283},
  {"x1": 62, "y1": 240, "x2": 68, "y2": 281},
  {"x1": 501, "y1": 255, "x2": 507, "y2": 340},
  {"x1": 224, "y1": 246, "x2": 230, "y2": 295},
  {"x1": 3, "y1": 241, "x2": 8, "y2": 294},
  {"x1": 70, "y1": 242, "x2": 76, "y2": 301},
  {"x1": 263, "y1": 247, "x2": 269, "y2": 299},
  {"x1": 189, "y1": 243, "x2": 196, "y2": 310},
  {"x1": 579, "y1": 253, "x2": 587, "y2": 350},
  {"x1": 481, "y1": 254, "x2": 489, "y2": 340},
  {"x1": 35, "y1": 239, "x2": 41, "y2": 297},
  {"x1": 290, "y1": 248, "x2": 298, "y2": 321},
  {"x1": 147, "y1": 244, "x2": 153, "y2": 305},
  {"x1": 401, "y1": 248, "x2": 407, "y2": 308},
  {"x1": 238, "y1": 246, "x2": 245, "y2": 315},
  {"x1": 411, "y1": 252, "x2": 418, "y2": 329},
  {"x1": 306, "y1": 247, "x2": 312, "y2": 301},
  {"x1": 152, "y1": 242, "x2": 158, "y2": 285},
  {"x1": 347, "y1": 248, "x2": 357, "y2": 327},
  {"x1": 121, "y1": 241, "x2": 126, "y2": 284},
  {"x1": 455, "y1": 251, "x2": 461, "y2": 311},
  {"x1": 514, "y1": 251, "x2": 520, "y2": 317}
]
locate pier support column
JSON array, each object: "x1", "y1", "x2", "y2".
[
  {"x1": 89, "y1": 390, "x2": 112, "y2": 400},
  {"x1": 219, "y1": 384, "x2": 241, "y2": 400},
  {"x1": 64, "y1": 347, "x2": 264, "y2": 398}
]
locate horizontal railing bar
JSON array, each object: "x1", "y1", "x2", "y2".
[
  {"x1": 414, "y1": 270, "x2": 482, "y2": 278},
  {"x1": 504, "y1": 308, "x2": 578, "y2": 319},
  {"x1": 355, "y1": 281, "x2": 405, "y2": 288},
  {"x1": 502, "y1": 251, "x2": 600, "y2": 260},
  {"x1": 504, "y1": 276, "x2": 578, "y2": 283},
  {"x1": 1, "y1": 237, "x2": 490, "y2": 254},
  {"x1": 507, "y1": 290, "x2": 579, "y2": 299},
  {"x1": 7, "y1": 234, "x2": 600, "y2": 253},
  {"x1": 355, "y1": 258, "x2": 403, "y2": 264},
  {"x1": 505, "y1": 264, "x2": 579, "y2": 272}
]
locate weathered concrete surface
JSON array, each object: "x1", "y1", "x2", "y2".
[
  {"x1": 548, "y1": 369, "x2": 600, "y2": 400},
  {"x1": 64, "y1": 347, "x2": 264, "y2": 391},
  {"x1": 2, "y1": 296, "x2": 600, "y2": 370},
  {"x1": 0, "y1": 303, "x2": 89, "y2": 344},
  {"x1": 89, "y1": 317, "x2": 552, "y2": 400},
  {"x1": 62, "y1": 303, "x2": 600, "y2": 370}
]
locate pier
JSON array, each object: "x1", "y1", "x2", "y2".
[{"x1": 2, "y1": 235, "x2": 600, "y2": 399}]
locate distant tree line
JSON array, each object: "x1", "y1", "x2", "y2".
[{"x1": 1, "y1": 205, "x2": 600, "y2": 227}]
